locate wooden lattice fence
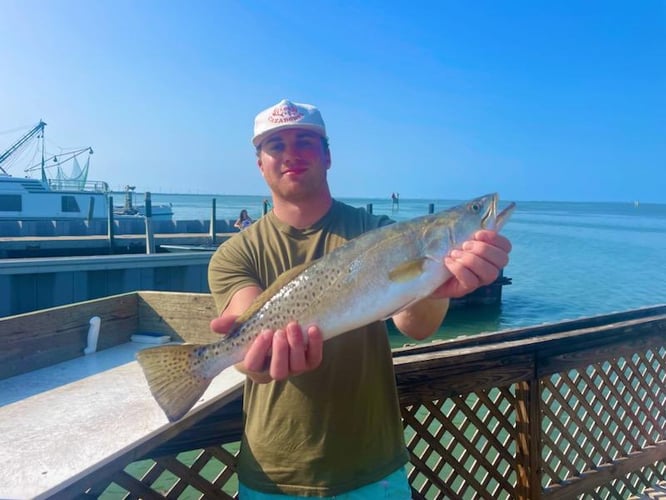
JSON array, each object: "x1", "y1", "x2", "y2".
[{"x1": 80, "y1": 305, "x2": 666, "y2": 499}]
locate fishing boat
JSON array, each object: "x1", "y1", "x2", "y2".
[{"x1": 0, "y1": 121, "x2": 172, "y2": 222}]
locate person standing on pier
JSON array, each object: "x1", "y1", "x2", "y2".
[
  {"x1": 208, "y1": 99, "x2": 512, "y2": 498},
  {"x1": 234, "y1": 209, "x2": 254, "y2": 231}
]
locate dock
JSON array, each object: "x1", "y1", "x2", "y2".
[
  {"x1": 0, "y1": 214, "x2": 239, "y2": 258},
  {"x1": 0, "y1": 231, "x2": 235, "y2": 258},
  {"x1": 1, "y1": 294, "x2": 664, "y2": 498}
]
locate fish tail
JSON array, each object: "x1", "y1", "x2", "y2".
[{"x1": 136, "y1": 343, "x2": 213, "y2": 422}]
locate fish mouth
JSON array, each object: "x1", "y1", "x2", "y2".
[
  {"x1": 482, "y1": 194, "x2": 515, "y2": 231},
  {"x1": 480, "y1": 194, "x2": 498, "y2": 229},
  {"x1": 494, "y1": 200, "x2": 516, "y2": 231}
]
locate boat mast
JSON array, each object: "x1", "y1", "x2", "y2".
[
  {"x1": 41, "y1": 125, "x2": 46, "y2": 182},
  {"x1": 0, "y1": 120, "x2": 47, "y2": 175}
]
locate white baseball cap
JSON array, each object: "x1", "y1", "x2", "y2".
[{"x1": 252, "y1": 99, "x2": 327, "y2": 147}]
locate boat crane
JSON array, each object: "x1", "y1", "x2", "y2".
[{"x1": 0, "y1": 120, "x2": 46, "y2": 175}]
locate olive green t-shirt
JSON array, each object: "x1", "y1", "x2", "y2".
[{"x1": 208, "y1": 200, "x2": 409, "y2": 496}]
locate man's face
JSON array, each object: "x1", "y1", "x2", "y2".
[{"x1": 257, "y1": 128, "x2": 331, "y2": 201}]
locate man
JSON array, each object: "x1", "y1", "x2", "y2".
[{"x1": 208, "y1": 99, "x2": 512, "y2": 498}]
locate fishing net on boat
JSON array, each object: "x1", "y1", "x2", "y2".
[{"x1": 52, "y1": 156, "x2": 89, "y2": 190}]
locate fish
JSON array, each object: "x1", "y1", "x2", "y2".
[{"x1": 136, "y1": 193, "x2": 515, "y2": 421}]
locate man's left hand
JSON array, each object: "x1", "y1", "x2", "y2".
[{"x1": 431, "y1": 230, "x2": 512, "y2": 299}]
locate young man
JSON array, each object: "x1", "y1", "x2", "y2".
[{"x1": 208, "y1": 99, "x2": 512, "y2": 498}]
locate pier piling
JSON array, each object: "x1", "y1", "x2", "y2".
[
  {"x1": 144, "y1": 192, "x2": 155, "y2": 254},
  {"x1": 210, "y1": 198, "x2": 217, "y2": 245},
  {"x1": 107, "y1": 196, "x2": 115, "y2": 254}
]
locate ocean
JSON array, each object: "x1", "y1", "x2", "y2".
[{"x1": 138, "y1": 192, "x2": 666, "y2": 343}]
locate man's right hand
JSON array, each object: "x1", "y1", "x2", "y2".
[{"x1": 210, "y1": 313, "x2": 324, "y2": 384}]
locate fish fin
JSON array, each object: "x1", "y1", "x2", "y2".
[
  {"x1": 379, "y1": 297, "x2": 424, "y2": 320},
  {"x1": 234, "y1": 261, "x2": 316, "y2": 324},
  {"x1": 388, "y1": 258, "x2": 426, "y2": 283},
  {"x1": 379, "y1": 297, "x2": 450, "y2": 321},
  {"x1": 136, "y1": 344, "x2": 213, "y2": 422}
]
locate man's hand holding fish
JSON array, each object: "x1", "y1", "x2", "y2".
[{"x1": 209, "y1": 315, "x2": 324, "y2": 383}]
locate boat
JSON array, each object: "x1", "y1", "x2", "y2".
[{"x1": 0, "y1": 120, "x2": 172, "y2": 222}]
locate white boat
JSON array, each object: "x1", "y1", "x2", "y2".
[{"x1": 0, "y1": 121, "x2": 172, "y2": 221}]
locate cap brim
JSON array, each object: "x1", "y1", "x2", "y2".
[{"x1": 252, "y1": 124, "x2": 326, "y2": 147}]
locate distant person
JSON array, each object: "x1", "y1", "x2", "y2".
[
  {"x1": 234, "y1": 209, "x2": 253, "y2": 231},
  {"x1": 208, "y1": 99, "x2": 511, "y2": 498},
  {"x1": 392, "y1": 191, "x2": 399, "y2": 210}
]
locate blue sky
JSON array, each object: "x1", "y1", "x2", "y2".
[{"x1": 2, "y1": 1, "x2": 664, "y2": 202}]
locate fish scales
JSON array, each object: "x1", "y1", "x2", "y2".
[{"x1": 137, "y1": 193, "x2": 515, "y2": 421}]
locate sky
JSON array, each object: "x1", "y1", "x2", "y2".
[{"x1": 1, "y1": 1, "x2": 664, "y2": 203}]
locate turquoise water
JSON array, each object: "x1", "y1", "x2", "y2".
[{"x1": 138, "y1": 192, "x2": 666, "y2": 341}]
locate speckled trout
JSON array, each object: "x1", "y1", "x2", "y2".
[{"x1": 137, "y1": 193, "x2": 515, "y2": 421}]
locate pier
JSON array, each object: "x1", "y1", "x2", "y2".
[
  {"x1": 0, "y1": 294, "x2": 664, "y2": 498},
  {"x1": 0, "y1": 217, "x2": 237, "y2": 258}
]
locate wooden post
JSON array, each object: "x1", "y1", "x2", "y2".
[
  {"x1": 144, "y1": 192, "x2": 155, "y2": 254},
  {"x1": 107, "y1": 195, "x2": 115, "y2": 254},
  {"x1": 366, "y1": 203, "x2": 373, "y2": 214},
  {"x1": 210, "y1": 198, "x2": 217, "y2": 245},
  {"x1": 515, "y1": 380, "x2": 541, "y2": 500},
  {"x1": 263, "y1": 199, "x2": 270, "y2": 215},
  {"x1": 428, "y1": 203, "x2": 435, "y2": 214}
]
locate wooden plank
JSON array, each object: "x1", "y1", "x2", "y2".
[
  {"x1": 396, "y1": 353, "x2": 534, "y2": 404},
  {"x1": 636, "y1": 480, "x2": 666, "y2": 500},
  {"x1": 392, "y1": 304, "x2": 666, "y2": 358},
  {"x1": 543, "y1": 442, "x2": 666, "y2": 499},
  {"x1": 137, "y1": 291, "x2": 220, "y2": 344},
  {"x1": 538, "y1": 329, "x2": 666, "y2": 377},
  {"x1": 0, "y1": 293, "x2": 138, "y2": 380},
  {"x1": 146, "y1": 396, "x2": 243, "y2": 457},
  {"x1": 515, "y1": 380, "x2": 542, "y2": 500},
  {"x1": 393, "y1": 314, "x2": 666, "y2": 382},
  {"x1": 0, "y1": 341, "x2": 245, "y2": 499}
]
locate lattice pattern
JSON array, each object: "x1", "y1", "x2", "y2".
[
  {"x1": 403, "y1": 387, "x2": 518, "y2": 499},
  {"x1": 540, "y1": 346, "x2": 666, "y2": 498},
  {"x1": 89, "y1": 445, "x2": 239, "y2": 499},
  {"x1": 81, "y1": 345, "x2": 665, "y2": 499}
]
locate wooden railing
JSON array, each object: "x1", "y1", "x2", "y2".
[
  {"x1": 76, "y1": 302, "x2": 666, "y2": 499},
  {"x1": 1, "y1": 293, "x2": 664, "y2": 498},
  {"x1": 392, "y1": 306, "x2": 666, "y2": 499}
]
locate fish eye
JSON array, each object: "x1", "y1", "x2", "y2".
[{"x1": 470, "y1": 203, "x2": 480, "y2": 212}]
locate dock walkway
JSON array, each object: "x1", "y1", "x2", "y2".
[
  {"x1": 0, "y1": 341, "x2": 244, "y2": 498},
  {"x1": 0, "y1": 232, "x2": 235, "y2": 257}
]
